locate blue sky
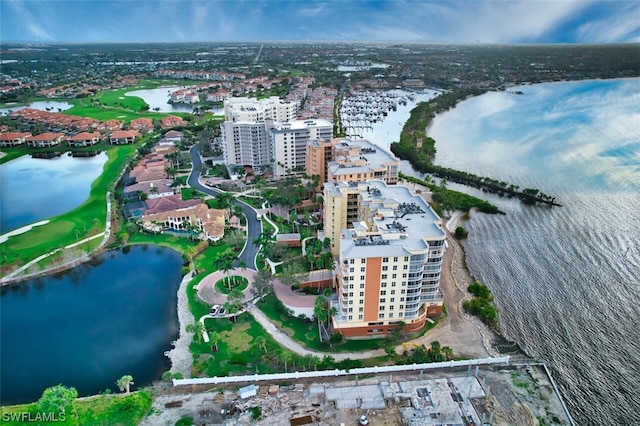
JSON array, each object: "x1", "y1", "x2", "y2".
[{"x1": 1, "y1": 0, "x2": 639, "y2": 44}]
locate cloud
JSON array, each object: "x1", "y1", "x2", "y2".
[
  {"x1": 3, "y1": 0, "x2": 55, "y2": 41},
  {"x1": 574, "y1": 3, "x2": 640, "y2": 42}
]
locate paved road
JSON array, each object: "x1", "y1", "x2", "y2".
[{"x1": 187, "y1": 145, "x2": 261, "y2": 270}]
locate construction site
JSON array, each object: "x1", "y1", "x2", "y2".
[{"x1": 142, "y1": 359, "x2": 573, "y2": 426}]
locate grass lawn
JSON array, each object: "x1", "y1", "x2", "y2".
[
  {"x1": 0, "y1": 140, "x2": 142, "y2": 269},
  {"x1": 257, "y1": 293, "x2": 387, "y2": 352},
  {"x1": 215, "y1": 275, "x2": 249, "y2": 294},
  {"x1": 237, "y1": 196, "x2": 264, "y2": 209},
  {"x1": 0, "y1": 391, "x2": 152, "y2": 426}
]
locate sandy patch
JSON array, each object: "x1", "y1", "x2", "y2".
[{"x1": 0, "y1": 220, "x2": 50, "y2": 244}]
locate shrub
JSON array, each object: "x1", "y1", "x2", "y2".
[{"x1": 454, "y1": 226, "x2": 468, "y2": 238}]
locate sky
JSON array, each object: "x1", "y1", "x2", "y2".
[{"x1": 1, "y1": 0, "x2": 639, "y2": 44}]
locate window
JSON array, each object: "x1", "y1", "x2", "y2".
[
  {"x1": 381, "y1": 274, "x2": 388, "y2": 279},
  {"x1": 393, "y1": 257, "x2": 398, "y2": 262},
  {"x1": 359, "y1": 307, "x2": 364, "y2": 312},
  {"x1": 350, "y1": 259, "x2": 355, "y2": 264},
  {"x1": 360, "y1": 283, "x2": 365, "y2": 289},
  {"x1": 402, "y1": 273, "x2": 407, "y2": 278},
  {"x1": 382, "y1": 265, "x2": 388, "y2": 271},
  {"x1": 361, "y1": 259, "x2": 366, "y2": 264},
  {"x1": 360, "y1": 275, "x2": 365, "y2": 281},
  {"x1": 391, "y1": 290, "x2": 396, "y2": 295},
  {"x1": 359, "y1": 299, "x2": 364, "y2": 305},
  {"x1": 380, "y1": 290, "x2": 387, "y2": 296},
  {"x1": 378, "y1": 313, "x2": 385, "y2": 319},
  {"x1": 350, "y1": 267, "x2": 354, "y2": 273},
  {"x1": 381, "y1": 282, "x2": 387, "y2": 288},
  {"x1": 360, "y1": 267, "x2": 365, "y2": 272},
  {"x1": 380, "y1": 298, "x2": 386, "y2": 303},
  {"x1": 348, "y1": 315, "x2": 353, "y2": 320},
  {"x1": 400, "y1": 305, "x2": 404, "y2": 309},
  {"x1": 358, "y1": 314, "x2": 363, "y2": 320},
  {"x1": 401, "y1": 290, "x2": 406, "y2": 294},
  {"x1": 390, "y1": 297, "x2": 395, "y2": 303},
  {"x1": 380, "y1": 305, "x2": 385, "y2": 311},
  {"x1": 348, "y1": 292, "x2": 353, "y2": 297},
  {"x1": 349, "y1": 300, "x2": 353, "y2": 305},
  {"x1": 383, "y1": 257, "x2": 389, "y2": 262},
  {"x1": 349, "y1": 284, "x2": 354, "y2": 289},
  {"x1": 360, "y1": 291, "x2": 364, "y2": 297},
  {"x1": 392, "y1": 273, "x2": 397, "y2": 279},
  {"x1": 403, "y1": 265, "x2": 408, "y2": 270},
  {"x1": 389, "y1": 305, "x2": 394, "y2": 310},
  {"x1": 348, "y1": 307, "x2": 353, "y2": 313},
  {"x1": 404, "y1": 256, "x2": 409, "y2": 261}
]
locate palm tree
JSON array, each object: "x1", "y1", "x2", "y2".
[
  {"x1": 116, "y1": 375, "x2": 134, "y2": 394},
  {"x1": 213, "y1": 249, "x2": 236, "y2": 290},
  {"x1": 280, "y1": 350, "x2": 293, "y2": 373},
  {"x1": 186, "y1": 322, "x2": 205, "y2": 343},
  {"x1": 210, "y1": 331, "x2": 221, "y2": 352},
  {"x1": 314, "y1": 295, "x2": 328, "y2": 342}
]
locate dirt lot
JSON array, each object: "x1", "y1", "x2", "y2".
[{"x1": 141, "y1": 363, "x2": 572, "y2": 426}]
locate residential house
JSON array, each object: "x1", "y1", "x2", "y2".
[
  {"x1": 68, "y1": 132, "x2": 102, "y2": 147},
  {"x1": 130, "y1": 118, "x2": 154, "y2": 133},
  {"x1": 141, "y1": 203, "x2": 227, "y2": 241},
  {"x1": 0, "y1": 132, "x2": 31, "y2": 147},
  {"x1": 109, "y1": 130, "x2": 140, "y2": 145},
  {"x1": 161, "y1": 116, "x2": 186, "y2": 129},
  {"x1": 26, "y1": 132, "x2": 65, "y2": 148}
]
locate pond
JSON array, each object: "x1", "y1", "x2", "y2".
[
  {"x1": 0, "y1": 101, "x2": 73, "y2": 116},
  {"x1": 125, "y1": 87, "x2": 223, "y2": 114},
  {"x1": 0, "y1": 152, "x2": 108, "y2": 234},
  {"x1": 0, "y1": 245, "x2": 183, "y2": 405}
]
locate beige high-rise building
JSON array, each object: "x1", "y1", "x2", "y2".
[
  {"x1": 307, "y1": 138, "x2": 399, "y2": 190},
  {"x1": 324, "y1": 180, "x2": 446, "y2": 338}
]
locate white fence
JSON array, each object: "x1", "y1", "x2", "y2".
[{"x1": 173, "y1": 356, "x2": 510, "y2": 386}]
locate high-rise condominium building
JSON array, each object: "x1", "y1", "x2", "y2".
[
  {"x1": 221, "y1": 97, "x2": 298, "y2": 167},
  {"x1": 324, "y1": 180, "x2": 446, "y2": 338},
  {"x1": 271, "y1": 119, "x2": 333, "y2": 177}
]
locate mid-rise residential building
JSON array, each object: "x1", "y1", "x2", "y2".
[
  {"x1": 324, "y1": 180, "x2": 446, "y2": 338},
  {"x1": 271, "y1": 119, "x2": 332, "y2": 177},
  {"x1": 307, "y1": 138, "x2": 400, "y2": 190},
  {"x1": 68, "y1": 132, "x2": 101, "y2": 147}
]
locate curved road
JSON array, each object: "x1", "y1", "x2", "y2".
[{"x1": 187, "y1": 145, "x2": 261, "y2": 270}]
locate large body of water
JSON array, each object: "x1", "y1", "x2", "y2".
[
  {"x1": 0, "y1": 152, "x2": 108, "y2": 233},
  {"x1": 426, "y1": 78, "x2": 640, "y2": 425},
  {"x1": 0, "y1": 245, "x2": 183, "y2": 405}
]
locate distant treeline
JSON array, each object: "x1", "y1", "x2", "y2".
[{"x1": 391, "y1": 89, "x2": 561, "y2": 210}]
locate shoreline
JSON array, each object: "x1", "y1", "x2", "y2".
[
  {"x1": 0, "y1": 220, "x2": 50, "y2": 244},
  {"x1": 167, "y1": 270, "x2": 195, "y2": 378}
]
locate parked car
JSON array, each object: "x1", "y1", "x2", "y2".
[{"x1": 210, "y1": 305, "x2": 220, "y2": 315}]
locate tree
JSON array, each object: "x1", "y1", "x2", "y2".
[
  {"x1": 314, "y1": 295, "x2": 328, "y2": 342},
  {"x1": 224, "y1": 288, "x2": 244, "y2": 323},
  {"x1": 225, "y1": 229, "x2": 246, "y2": 252},
  {"x1": 186, "y1": 321, "x2": 205, "y2": 343},
  {"x1": 251, "y1": 268, "x2": 274, "y2": 301},
  {"x1": 280, "y1": 350, "x2": 293, "y2": 373},
  {"x1": 213, "y1": 249, "x2": 236, "y2": 290},
  {"x1": 279, "y1": 261, "x2": 308, "y2": 288},
  {"x1": 210, "y1": 331, "x2": 221, "y2": 352},
  {"x1": 116, "y1": 375, "x2": 134, "y2": 394},
  {"x1": 255, "y1": 336, "x2": 268, "y2": 355},
  {"x1": 36, "y1": 385, "x2": 78, "y2": 419}
]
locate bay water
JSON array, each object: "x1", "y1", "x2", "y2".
[{"x1": 428, "y1": 78, "x2": 640, "y2": 425}]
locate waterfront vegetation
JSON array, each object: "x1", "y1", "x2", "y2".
[
  {"x1": 391, "y1": 89, "x2": 560, "y2": 210},
  {"x1": 0, "y1": 388, "x2": 152, "y2": 426},
  {"x1": 463, "y1": 281, "x2": 498, "y2": 328}
]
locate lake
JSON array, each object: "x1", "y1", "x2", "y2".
[
  {"x1": 0, "y1": 101, "x2": 73, "y2": 116},
  {"x1": 0, "y1": 152, "x2": 108, "y2": 234},
  {"x1": 125, "y1": 87, "x2": 223, "y2": 114},
  {"x1": 0, "y1": 245, "x2": 183, "y2": 405},
  {"x1": 428, "y1": 78, "x2": 640, "y2": 425}
]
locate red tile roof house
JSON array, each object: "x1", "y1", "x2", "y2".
[
  {"x1": 109, "y1": 130, "x2": 141, "y2": 145},
  {"x1": 123, "y1": 179, "x2": 175, "y2": 200},
  {"x1": 68, "y1": 132, "x2": 102, "y2": 147},
  {"x1": 141, "y1": 204, "x2": 227, "y2": 241},
  {"x1": 130, "y1": 118, "x2": 154, "y2": 133},
  {"x1": 26, "y1": 132, "x2": 66, "y2": 148},
  {"x1": 0, "y1": 132, "x2": 31, "y2": 147},
  {"x1": 160, "y1": 115, "x2": 186, "y2": 129}
]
